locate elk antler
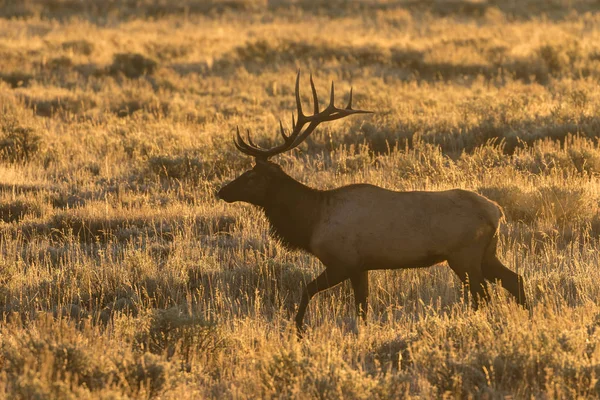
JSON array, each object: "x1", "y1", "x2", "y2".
[{"x1": 234, "y1": 71, "x2": 372, "y2": 160}]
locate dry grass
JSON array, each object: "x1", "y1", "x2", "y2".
[{"x1": 1, "y1": 0, "x2": 600, "y2": 398}]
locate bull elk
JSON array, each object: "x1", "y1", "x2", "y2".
[{"x1": 217, "y1": 72, "x2": 528, "y2": 334}]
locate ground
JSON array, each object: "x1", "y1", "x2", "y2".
[{"x1": 1, "y1": 0, "x2": 600, "y2": 398}]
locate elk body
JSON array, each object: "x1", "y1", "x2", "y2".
[{"x1": 217, "y1": 73, "x2": 528, "y2": 333}]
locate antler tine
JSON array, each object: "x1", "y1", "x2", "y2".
[
  {"x1": 295, "y1": 71, "x2": 304, "y2": 119},
  {"x1": 233, "y1": 138, "x2": 245, "y2": 153},
  {"x1": 346, "y1": 87, "x2": 353, "y2": 110},
  {"x1": 329, "y1": 81, "x2": 335, "y2": 108},
  {"x1": 234, "y1": 137, "x2": 252, "y2": 154},
  {"x1": 246, "y1": 129, "x2": 260, "y2": 148},
  {"x1": 234, "y1": 127, "x2": 251, "y2": 152},
  {"x1": 292, "y1": 112, "x2": 296, "y2": 129},
  {"x1": 309, "y1": 73, "x2": 319, "y2": 114},
  {"x1": 279, "y1": 120, "x2": 289, "y2": 141},
  {"x1": 234, "y1": 127, "x2": 269, "y2": 158},
  {"x1": 235, "y1": 127, "x2": 246, "y2": 148}
]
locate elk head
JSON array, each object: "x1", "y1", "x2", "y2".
[
  {"x1": 217, "y1": 160, "x2": 285, "y2": 206},
  {"x1": 217, "y1": 72, "x2": 372, "y2": 206}
]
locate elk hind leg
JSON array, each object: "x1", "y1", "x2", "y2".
[
  {"x1": 296, "y1": 267, "x2": 349, "y2": 335},
  {"x1": 350, "y1": 270, "x2": 369, "y2": 322},
  {"x1": 447, "y1": 247, "x2": 488, "y2": 308},
  {"x1": 482, "y1": 250, "x2": 528, "y2": 308}
]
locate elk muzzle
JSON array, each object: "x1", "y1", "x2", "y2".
[{"x1": 216, "y1": 184, "x2": 235, "y2": 203}]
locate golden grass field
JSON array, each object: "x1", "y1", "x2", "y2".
[{"x1": 2, "y1": 0, "x2": 600, "y2": 398}]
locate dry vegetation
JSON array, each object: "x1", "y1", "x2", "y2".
[{"x1": 1, "y1": 0, "x2": 600, "y2": 398}]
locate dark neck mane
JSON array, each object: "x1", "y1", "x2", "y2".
[{"x1": 261, "y1": 175, "x2": 323, "y2": 252}]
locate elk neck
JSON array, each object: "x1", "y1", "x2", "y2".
[{"x1": 260, "y1": 172, "x2": 325, "y2": 252}]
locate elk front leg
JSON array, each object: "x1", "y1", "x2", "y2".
[
  {"x1": 296, "y1": 267, "x2": 349, "y2": 335},
  {"x1": 350, "y1": 270, "x2": 369, "y2": 321}
]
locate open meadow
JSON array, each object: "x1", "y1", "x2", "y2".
[{"x1": 2, "y1": 0, "x2": 600, "y2": 398}]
